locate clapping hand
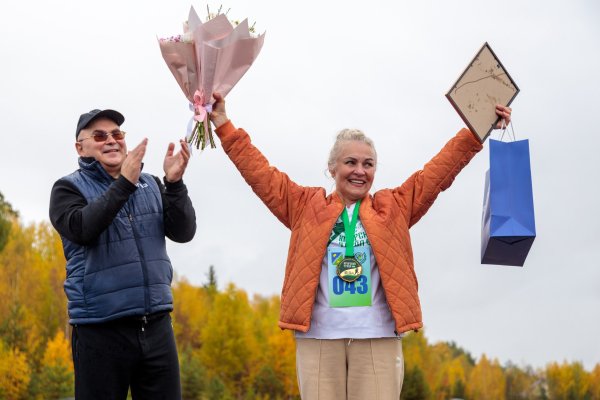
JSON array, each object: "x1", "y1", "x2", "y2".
[{"x1": 163, "y1": 139, "x2": 191, "y2": 183}]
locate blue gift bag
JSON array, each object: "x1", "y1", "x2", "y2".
[{"x1": 481, "y1": 139, "x2": 536, "y2": 266}]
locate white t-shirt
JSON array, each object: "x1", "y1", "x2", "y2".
[{"x1": 296, "y1": 203, "x2": 397, "y2": 339}]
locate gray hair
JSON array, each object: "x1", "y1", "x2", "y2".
[{"x1": 327, "y1": 129, "x2": 377, "y2": 173}]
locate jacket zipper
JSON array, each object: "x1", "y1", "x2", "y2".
[
  {"x1": 129, "y1": 213, "x2": 150, "y2": 316},
  {"x1": 360, "y1": 212, "x2": 401, "y2": 335}
]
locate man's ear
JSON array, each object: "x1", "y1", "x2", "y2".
[{"x1": 75, "y1": 141, "x2": 86, "y2": 157}]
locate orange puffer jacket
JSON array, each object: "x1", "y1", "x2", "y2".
[{"x1": 216, "y1": 121, "x2": 482, "y2": 334}]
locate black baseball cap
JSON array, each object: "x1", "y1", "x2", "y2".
[{"x1": 76, "y1": 109, "x2": 125, "y2": 138}]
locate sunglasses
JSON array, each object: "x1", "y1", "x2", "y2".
[{"x1": 78, "y1": 129, "x2": 126, "y2": 142}]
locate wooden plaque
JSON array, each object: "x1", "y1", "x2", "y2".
[{"x1": 446, "y1": 42, "x2": 519, "y2": 142}]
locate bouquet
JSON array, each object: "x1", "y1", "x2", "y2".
[{"x1": 159, "y1": 6, "x2": 265, "y2": 149}]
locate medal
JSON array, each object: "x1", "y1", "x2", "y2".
[
  {"x1": 337, "y1": 200, "x2": 363, "y2": 283},
  {"x1": 336, "y1": 257, "x2": 363, "y2": 283}
]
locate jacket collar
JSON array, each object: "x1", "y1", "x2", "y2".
[
  {"x1": 77, "y1": 157, "x2": 145, "y2": 183},
  {"x1": 78, "y1": 157, "x2": 115, "y2": 183},
  {"x1": 331, "y1": 191, "x2": 372, "y2": 207}
]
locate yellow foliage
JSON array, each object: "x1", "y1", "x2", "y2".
[
  {"x1": 0, "y1": 221, "x2": 68, "y2": 364},
  {"x1": 251, "y1": 294, "x2": 299, "y2": 397},
  {"x1": 41, "y1": 330, "x2": 73, "y2": 372},
  {"x1": 446, "y1": 356, "x2": 467, "y2": 388},
  {"x1": 266, "y1": 327, "x2": 298, "y2": 396},
  {"x1": 467, "y1": 354, "x2": 506, "y2": 400},
  {"x1": 172, "y1": 278, "x2": 211, "y2": 349},
  {"x1": 200, "y1": 283, "x2": 259, "y2": 396},
  {"x1": 402, "y1": 330, "x2": 429, "y2": 370},
  {"x1": 546, "y1": 360, "x2": 591, "y2": 400},
  {"x1": 590, "y1": 364, "x2": 600, "y2": 399},
  {"x1": 0, "y1": 344, "x2": 31, "y2": 400},
  {"x1": 2, "y1": 213, "x2": 600, "y2": 399}
]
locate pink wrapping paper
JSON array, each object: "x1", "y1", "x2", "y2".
[{"x1": 159, "y1": 6, "x2": 265, "y2": 149}]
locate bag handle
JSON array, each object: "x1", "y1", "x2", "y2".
[{"x1": 497, "y1": 119, "x2": 517, "y2": 142}]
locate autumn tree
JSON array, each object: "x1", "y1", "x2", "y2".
[
  {"x1": 200, "y1": 283, "x2": 259, "y2": 397},
  {"x1": 252, "y1": 294, "x2": 298, "y2": 398},
  {"x1": 0, "y1": 221, "x2": 67, "y2": 367},
  {"x1": 467, "y1": 354, "x2": 506, "y2": 400},
  {"x1": 204, "y1": 376, "x2": 234, "y2": 400},
  {"x1": 447, "y1": 356, "x2": 471, "y2": 399},
  {"x1": 173, "y1": 275, "x2": 216, "y2": 399},
  {"x1": 32, "y1": 330, "x2": 74, "y2": 399},
  {"x1": 589, "y1": 364, "x2": 600, "y2": 400},
  {"x1": 427, "y1": 342, "x2": 465, "y2": 400},
  {"x1": 402, "y1": 330, "x2": 429, "y2": 372},
  {"x1": 0, "y1": 222, "x2": 43, "y2": 358},
  {"x1": 402, "y1": 333, "x2": 477, "y2": 399},
  {"x1": 0, "y1": 209, "x2": 70, "y2": 399},
  {"x1": 31, "y1": 222, "x2": 69, "y2": 341},
  {"x1": 425, "y1": 342, "x2": 452, "y2": 399},
  {"x1": 204, "y1": 265, "x2": 218, "y2": 296},
  {"x1": 173, "y1": 278, "x2": 212, "y2": 349},
  {"x1": 0, "y1": 340, "x2": 31, "y2": 400},
  {"x1": 180, "y1": 347, "x2": 206, "y2": 400},
  {"x1": 504, "y1": 363, "x2": 539, "y2": 400},
  {"x1": 0, "y1": 192, "x2": 17, "y2": 253},
  {"x1": 401, "y1": 365, "x2": 430, "y2": 400},
  {"x1": 252, "y1": 365, "x2": 285, "y2": 399},
  {"x1": 546, "y1": 361, "x2": 591, "y2": 400}
]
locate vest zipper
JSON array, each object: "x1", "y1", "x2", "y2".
[{"x1": 129, "y1": 213, "x2": 151, "y2": 315}]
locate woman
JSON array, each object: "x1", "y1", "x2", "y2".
[{"x1": 210, "y1": 93, "x2": 511, "y2": 399}]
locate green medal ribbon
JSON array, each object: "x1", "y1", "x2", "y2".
[
  {"x1": 341, "y1": 200, "x2": 361, "y2": 257},
  {"x1": 337, "y1": 200, "x2": 363, "y2": 283}
]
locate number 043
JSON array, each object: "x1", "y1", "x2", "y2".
[{"x1": 332, "y1": 276, "x2": 368, "y2": 295}]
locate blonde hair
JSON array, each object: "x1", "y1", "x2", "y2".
[{"x1": 327, "y1": 129, "x2": 377, "y2": 173}]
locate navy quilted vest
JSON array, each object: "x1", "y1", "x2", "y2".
[{"x1": 62, "y1": 159, "x2": 173, "y2": 324}]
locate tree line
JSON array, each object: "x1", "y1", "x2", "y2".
[{"x1": 0, "y1": 193, "x2": 599, "y2": 399}]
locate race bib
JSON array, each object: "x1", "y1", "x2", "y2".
[{"x1": 327, "y1": 245, "x2": 372, "y2": 307}]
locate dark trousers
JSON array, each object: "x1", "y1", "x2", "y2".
[{"x1": 71, "y1": 313, "x2": 181, "y2": 400}]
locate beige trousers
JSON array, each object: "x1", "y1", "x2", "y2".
[{"x1": 295, "y1": 338, "x2": 404, "y2": 400}]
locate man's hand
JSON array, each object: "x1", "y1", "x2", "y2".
[
  {"x1": 164, "y1": 139, "x2": 191, "y2": 183},
  {"x1": 121, "y1": 138, "x2": 148, "y2": 184}
]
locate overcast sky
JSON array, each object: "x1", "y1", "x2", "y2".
[{"x1": 1, "y1": 0, "x2": 599, "y2": 370}]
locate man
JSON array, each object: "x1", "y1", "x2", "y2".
[{"x1": 49, "y1": 108, "x2": 196, "y2": 399}]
